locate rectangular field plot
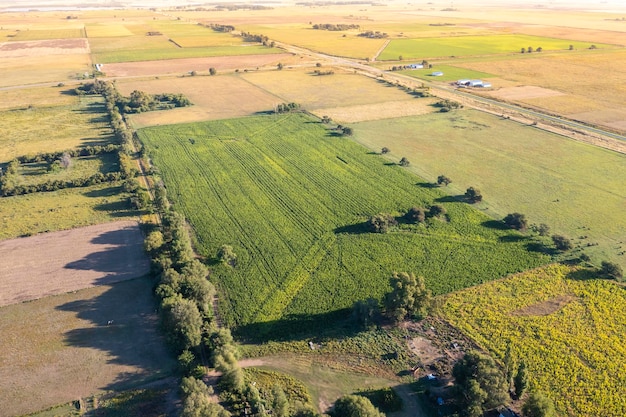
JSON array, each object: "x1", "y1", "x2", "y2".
[
  {"x1": 0, "y1": 53, "x2": 91, "y2": 88},
  {"x1": 241, "y1": 70, "x2": 421, "y2": 110},
  {"x1": 0, "y1": 276, "x2": 174, "y2": 417},
  {"x1": 117, "y1": 75, "x2": 282, "y2": 127},
  {"x1": 85, "y1": 24, "x2": 135, "y2": 37},
  {"x1": 0, "y1": 85, "x2": 77, "y2": 111},
  {"x1": 138, "y1": 113, "x2": 548, "y2": 338},
  {"x1": 352, "y1": 110, "x2": 626, "y2": 269},
  {"x1": 0, "y1": 95, "x2": 115, "y2": 163},
  {"x1": 0, "y1": 184, "x2": 138, "y2": 241},
  {"x1": 0, "y1": 220, "x2": 150, "y2": 306},
  {"x1": 16, "y1": 152, "x2": 119, "y2": 187},
  {"x1": 440, "y1": 264, "x2": 626, "y2": 417},
  {"x1": 398, "y1": 64, "x2": 494, "y2": 82},
  {"x1": 378, "y1": 34, "x2": 617, "y2": 60},
  {"x1": 9, "y1": 28, "x2": 85, "y2": 41}
]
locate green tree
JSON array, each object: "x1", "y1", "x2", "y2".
[
  {"x1": 437, "y1": 175, "x2": 452, "y2": 186},
  {"x1": 333, "y1": 395, "x2": 384, "y2": 417},
  {"x1": 552, "y1": 234, "x2": 573, "y2": 251},
  {"x1": 352, "y1": 298, "x2": 380, "y2": 328},
  {"x1": 277, "y1": 62, "x2": 283, "y2": 70},
  {"x1": 522, "y1": 392, "x2": 556, "y2": 417},
  {"x1": 405, "y1": 207, "x2": 426, "y2": 223},
  {"x1": 600, "y1": 261, "x2": 623, "y2": 281},
  {"x1": 163, "y1": 297, "x2": 203, "y2": 351},
  {"x1": 366, "y1": 213, "x2": 397, "y2": 233},
  {"x1": 465, "y1": 187, "x2": 483, "y2": 203},
  {"x1": 272, "y1": 385, "x2": 290, "y2": 417},
  {"x1": 218, "y1": 244, "x2": 237, "y2": 266},
  {"x1": 514, "y1": 361, "x2": 528, "y2": 398},
  {"x1": 144, "y1": 230, "x2": 164, "y2": 255},
  {"x1": 384, "y1": 272, "x2": 431, "y2": 322},
  {"x1": 181, "y1": 377, "x2": 230, "y2": 417},
  {"x1": 503, "y1": 212, "x2": 528, "y2": 231},
  {"x1": 399, "y1": 157, "x2": 410, "y2": 167},
  {"x1": 209, "y1": 67, "x2": 217, "y2": 76},
  {"x1": 381, "y1": 147, "x2": 390, "y2": 154},
  {"x1": 428, "y1": 204, "x2": 446, "y2": 218},
  {"x1": 452, "y1": 350, "x2": 508, "y2": 414}
]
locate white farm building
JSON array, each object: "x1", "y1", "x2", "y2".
[{"x1": 456, "y1": 79, "x2": 491, "y2": 88}]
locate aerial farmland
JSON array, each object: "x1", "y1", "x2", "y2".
[{"x1": 0, "y1": 1, "x2": 624, "y2": 416}]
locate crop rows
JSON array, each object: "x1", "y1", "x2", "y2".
[
  {"x1": 440, "y1": 264, "x2": 626, "y2": 417},
  {"x1": 138, "y1": 113, "x2": 548, "y2": 336}
]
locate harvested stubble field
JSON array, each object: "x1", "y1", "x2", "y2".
[
  {"x1": 352, "y1": 110, "x2": 626, "y2": 268},
  {"x1": 117, "y1": 75, "x2": 283, "y2": 127},
  {"x1": 0, "y1": 95, "x2": 115, "y2": 163},
  {"x1": 8, "y1": 28, "x2": 85, "y2": 41},
  {"x1": 0, "y1": 53, "x2": 91, "y2": 88},
  {"x1": 459, "y1": 49, "x2": 626, "y2": 131},
  {"x1": 0, "y1": 220, "x2": 150, "y2": 307},
  {"x1": 378, "y1": 34, "x2": 617, "y2": 61},
  {"x1": 0, "y1": 85, "x2": 77, "y2": 111},
  {"x1": 0, "y1": 183, "x2": 138, "y2": 240},
  {"x1": 440, "y1": 264, "x2": 626, "y2": 417},
  {"x1": 100, "y1": 53, "x2": 291, "y2": 77},
  {"x1": 138, "y1": 113, "x2": 548, "y2": 338},
  {"x1": 0, "y1": 276, "x2": 174, "y2": 417},
  {"x1": 311, "y1": 99, "x2": 438, "y2": 123},
  {"x1": 241, "y1": 69, "x2": 424, "y2": 110}
]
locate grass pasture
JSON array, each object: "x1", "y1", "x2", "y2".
[
  {"x1": 241, "y1": 69, "x2": 423, "y2": 110},
  {"x1": 8, "y1": 28, "x2": 85, "y2": 41},
  {"x1": 0, "y1": 85, "x2": 77, "y2": 111},
  {"x1": 84, "y1": 23, "x2": 135, "y2": 37},
  {"x1": 0, "y1": 95, "x2": 115, "y2": 163},
  {"x1": 351, "y1": 110, "x2": 626, "y2": 269},
  {"x1": 440, "y1": 264, "x2": 626, "y2": 417},
  {"x1": 138, "y1": 113, "x2": 548, "y2": 337},
  {"x1": 0, "y1": 277, "x2": 175, "y2": 417},
  {"x1": 16, "y1": 152, "x2": 119, "y2": 187},
  {"x1": 117, "y1": 75, "x2": 282, "y2": 127},
  {"x1": 0, "y1": 183, "x2": 138, "y2": 241},
  {"x1": 378, "y1": 34, "x2": 617, "y2": 60}
]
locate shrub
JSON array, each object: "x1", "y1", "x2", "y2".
[{"x1": 503, "y1": 213, "x2": 528, "y2": 231}]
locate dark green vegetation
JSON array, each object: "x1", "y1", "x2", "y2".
[{"x1": 139, "y1": 113, "x2": 549, "y2": 339}]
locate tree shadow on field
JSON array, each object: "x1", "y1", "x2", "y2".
[
  {"x1": 64, "y1": 226, "x2": 151, "y2": 285},
  {"x1": 525, "y1": 241, "x2": 557, "y2": 256},
  {"x1": 416, "y1": 182, "x2": 438, "y2": 189},
  {"x1": 434, "y1": 195, "x2": 463, "y2": 203},
  {"x1": 56, "y1": 278, "x2": 176, "y2": 391},
  {"x1": 334, "y1": 222, "x2": 370, "y2": 235},
  {"x1": 482, "y1": 220, "x2": 508, "y2": 230},
  {"x1": 566, "y1": 268, "x2": 598, "y2": 281}
]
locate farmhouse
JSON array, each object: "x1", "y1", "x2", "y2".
[{"x1": 431, "y1": 71, "x2": 444, "y2": 76}]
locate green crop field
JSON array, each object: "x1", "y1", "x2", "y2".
[
  {"x1": 0, "y1": 96, "x2": 115, "y2": 163},
  {"x1": 351, "y1": 110, "x2": 626, "y2": 269},
  {"x1": 397, "y1": 64, "x2": 495, "y2": 82},
  {"x1": 0, "y1": 184, "x2": 138, "y2": 240},
  {"x1": 378, "y1": 34, "x2": 617, "y2": 60},
  {"x1": 139, "y1": 113, "x2": 548, "y2": 338},
  {"x1": 440, "y1": 264, "x2": 626, "y2": 417},
  {"x1": 9, "y1": 28, "x2": 85, "y2": 41}
]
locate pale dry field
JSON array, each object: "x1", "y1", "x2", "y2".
[
  {"x1": 101, "y1": 53, "x2": 292, "y2": 77},
  {"x1": 0, "y1": 85, "x2": 76, "y2": 111},
  {"x1": 312, "y1": 98, "x2": 437, "y2": 123},
  {"x1": 0, "y1": 221, "x2": 150, "y2": 307},
  {"x1": 117, "y1": 75, "x2": 283, "y2": 127},
  {"x1": 0, "y1": 277, "x2": 174, "y2": 417},
  {"x1": 487, "y1": 85, "x2": 565, "y2": 101},
  {"x1": 242, "y1": 69, "x2": 421, "y2": 109}
]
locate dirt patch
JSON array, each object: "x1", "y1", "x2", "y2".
[
  {"x1": 0, "y1": 220, "x2": 150, "y2": 307},
  {"x1": 313, "y1": 98, "x2": 437, "y2": 123},
  {"x1": 102, "y1": 53, "x2": 292, "y2": 77},
  {"x1": 511, "y1": 294, "x2": 576, "y2": 316},
  {"x1": 0, "y1": 38, "x2": 89, "y2": 57},
  {"x1": 488, "y1": 85, "x2": 565, "y2": 101}
]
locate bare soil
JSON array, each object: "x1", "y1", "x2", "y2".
[
  {"x1": 511, "y1": 294, "x2": 576, "y2": 316},
  {"x1": 102, "y1": 53, "x2": 292, "y2": 77},
  {"x1": 312, "y1": 98, "x2": 437, "y2": 123},
  {"x1": 0, "y1": 220, "x2": 150, "y2": 307}
]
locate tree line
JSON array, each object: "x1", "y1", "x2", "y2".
[{"x1": 311, "y1": 23, "x2": 360, "y2": 31}]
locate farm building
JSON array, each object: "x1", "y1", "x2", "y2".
[
  {"x1": 457, "y1": 78, "x2": 471, "y2": 86},
  {"x1": 456, "y1": 79, "x2": 491, "y2": 88},
  {"x1": 431, "y1": 71, "x2": 444, "y2": 76},
  {"x1": 408, "y1": 63, "x2": 424, "y2": 69},
  {"x1": 469, "y1": 79, "x2": 483, "y2": 87}
]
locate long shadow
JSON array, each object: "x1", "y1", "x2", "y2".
[
  {"x1": 525, "y1": 241, "x2": 557, "y2": 256},
  {"x1": 566, "y1": 268, "x2": 598, "y2": 281},
  {"x1": 64, "y1": 227, "x2": 151, "y2": 285},
  {"x1": 434, "y1": 195, "x2": 463, "y2": 203},
  {"x1": 416, "y1": 182, "x2": 438, "y2": 189},
  {"x1": 56, "y1": 278, "x2": 176, "y2": 391},
  {"x1": 334, "y1": 222, "x2": 370, "y2": 235},
  {"x1": 82, "y1": 185, "x2": 123, "y2": 198},
  {"x1": 482, "y1": 220, "x2": 509, "y2": 230}
]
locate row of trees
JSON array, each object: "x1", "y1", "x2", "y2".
[
  {"x1": 366, "y1": 204, "x2": 447, "y2": 233},
  {"x1": 311, "y1": 23, "x2": 360, "y2": 31}
]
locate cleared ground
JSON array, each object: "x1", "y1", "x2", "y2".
[
  {"x1": 352, "y1": 110, "x2": 626, "y2": 268},
  {"x1": 0, "y1": 220, "x2": 149, "y2": 307},
  {"x1": 100, "y1": 53, "x2": 291, "y2": 77},
  {"x1": 311, "y1": 99, "x2": 437, "y2": 123},
  {"x1": 0, "y1": 53, "x2": 91, "y2": 88},
  {"x1": 0, "y1": 277, "x2": 175, "y2": 417},
  {"x1": 117, "y1": 74, "x2": 283, "y2": 127}
]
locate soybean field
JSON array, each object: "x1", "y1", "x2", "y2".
[{"x1": 138, "y1": 113, "x2": 548, "y2": 338}]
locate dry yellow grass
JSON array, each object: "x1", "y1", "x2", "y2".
[
  {"x1": 0, "y1": 85, "x2": 77, "y2": 111},
  {"x1": 241, "y1": 68, "x2": 420, "y2": 109},
  {"x1": 84, "y1": 23, "x2": 135, "y2": 37},
  {"x1": 117, "y1": 74, "x2": 283, "y2": 127},
  {"x1": 311, "y1": 98, "x2": 438, "y2": 123},
  {"x1": 0, "y1": 54, "x2": 91, "y2": 87}
]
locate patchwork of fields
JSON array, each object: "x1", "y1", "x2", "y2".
[
  {"x1": 139, "y1": 113, "x2": 549, "y2": 337},
  {"x1": 352, "y1": 110, "x2": 626, "y2": 269},
  {"x1": 440, "y1": 264, "x2": 626, "y2": 416}
]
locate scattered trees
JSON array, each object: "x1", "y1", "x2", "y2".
[
  {"x1": 551, "y1": 235, "x2": 573, "y2": 251},
  {"x1": 399, "y1": 157, "x2": 410, "y2": 167},
  {"x1": 366, "y1": 213, "x2": 397, "y2": 233},
  {"x1": 275, "y1": 102, "x2": 301, "y2": 114},
  {"x1": 434, "y1": 99, "x2": 462, "y2": 112},
  {"x1": 522, "y1": 392, "x2": 557, "y2": 417},
  {"x1": 464, "y1": 187, "x2": 483, "y2": 203},
  {"x1": 384, "y1": 272, "x2": 431, "y2": 322},
  {"x1": 333, "y1": 395, "x2": 384, "y2": 417},
  {"x1": 452, "y1": 351, "x2": 508, "y2": 417},
  {"x1": 600, "y1": 261, "x2": 623, "y2": 281},
  {"x1": 437, "y1": 175, "x2": 452, "y2": 186},
  {"x1": 503, "y1": 213, "x2": 528, "y2": 231}
]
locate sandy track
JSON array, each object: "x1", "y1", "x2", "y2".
[{"x1": 0, "y1": 220, "x2": 150, "y2": 307}]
